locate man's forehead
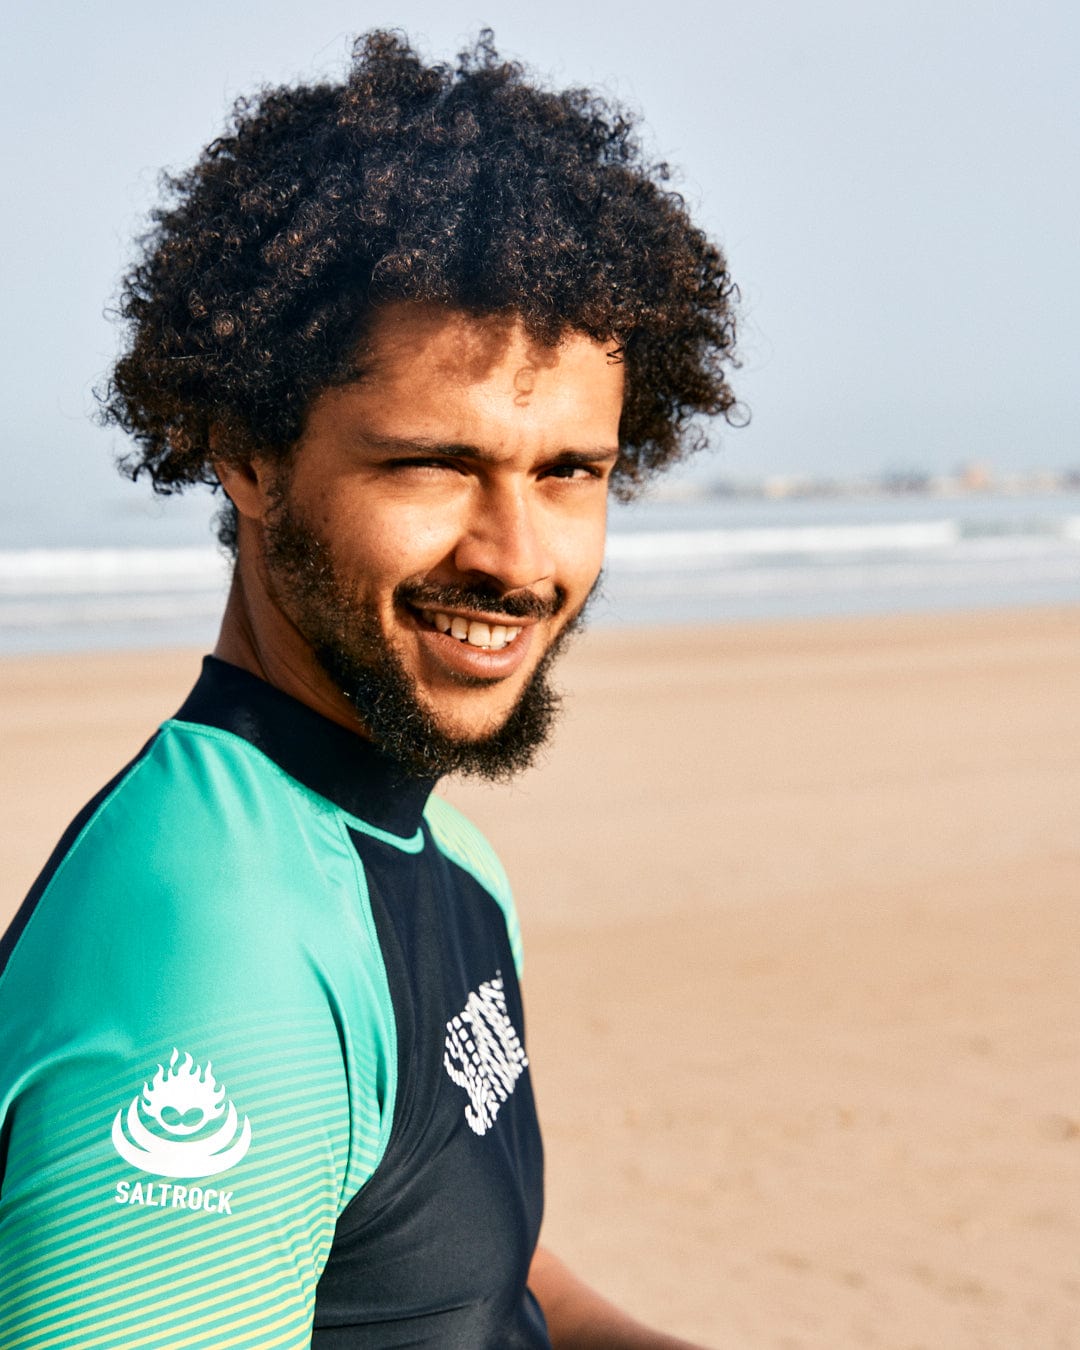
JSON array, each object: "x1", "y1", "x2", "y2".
[
  {"x1": 291, "y1": 300, "x2": 625, "y2": 462},
  {"x1": 357, "y1": 303, "x2": 582, "y2": 388}
]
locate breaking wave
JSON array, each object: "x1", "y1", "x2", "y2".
[{"x1": 1, "y1": 502, "x2": 1077, "y2": 650}]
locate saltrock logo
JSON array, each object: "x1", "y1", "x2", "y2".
[
  {"x1": 443, "y1": 973, "x2": 528, "y2": 1136},
  {"x1": 111, "y1": 1049, "x2": 252, "y2": 1178}
]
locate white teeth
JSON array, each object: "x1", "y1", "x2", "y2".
[{"x1": 421, "y1": 608, "x2": 522, "y2": 650}]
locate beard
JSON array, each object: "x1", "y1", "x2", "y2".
[{"x1": 262, "y1": 494, "x2": 592, "y2": 783}]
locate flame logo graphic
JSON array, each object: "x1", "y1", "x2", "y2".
[{"x1": 112, "y1": 1049, "x2": 252, "y2": 1178}]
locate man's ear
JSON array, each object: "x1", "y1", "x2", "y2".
[{"x1": 212, "y1": 456, "x2": 275, "y2": 523}]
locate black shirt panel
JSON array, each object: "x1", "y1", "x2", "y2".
[{"x1": 312, "y1": 825, "x2": 548, "y2": 1348}]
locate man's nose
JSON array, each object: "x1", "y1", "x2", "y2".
[{"x1": 451, "y1": 482, "x2": 555, "y2": 593}]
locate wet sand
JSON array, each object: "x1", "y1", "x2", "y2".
[{"x1": 3, "y1": 606, "x2": 1079, "y2": 1348}]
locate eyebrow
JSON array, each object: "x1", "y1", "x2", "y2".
[{"x1": 359, "y1": 432, "x2": 621, "y2": 465}]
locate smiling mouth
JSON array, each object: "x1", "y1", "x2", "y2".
[{"x1": 416, "y1": 608, "x2": 526, "y2": 652}]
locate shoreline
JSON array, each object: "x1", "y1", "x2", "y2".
[
  {"x1": 2, "y1": 590, "x2": 1078, "y2": 659},
  {"x1": 4, "y1": 483, "x2": 1080, "y2": 655},
  {"x1": 3, "y1": 604, "x2": 1079, "y2": 1346}
]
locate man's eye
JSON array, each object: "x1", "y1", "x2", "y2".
[
  {"x1": 388, "y1": 458, "x2": 460, "y2": 474},
  {"x1": 544, "y1": 463, "x2": 603, "y2": 481}
]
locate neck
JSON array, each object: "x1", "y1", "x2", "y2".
[{"x1": 214, "y1": 546, "x2": 371, "y2": 739}]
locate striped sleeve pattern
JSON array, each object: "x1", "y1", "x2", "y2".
[{"x1": 0, "y1": 724, "x2": 397, "y2": 1348}]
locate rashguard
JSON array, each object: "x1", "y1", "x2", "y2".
[{"x1": 0, "y1": 656, "x2": 549, "y2": 1349}]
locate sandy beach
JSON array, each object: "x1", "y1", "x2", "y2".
[{"x1": 3, "y1": 606, "x2": 1079, "y2": 1348}]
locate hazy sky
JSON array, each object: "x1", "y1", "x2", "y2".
[{"x1": 2, "y1": 0, "x2": 1076, "y2": 542}]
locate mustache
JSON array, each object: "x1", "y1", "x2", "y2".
[{"x1": 396, "y1": 580, "x2": 566, "y2": 622}]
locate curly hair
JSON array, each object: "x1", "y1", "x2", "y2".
[{"x1": 101, "y1": 30, "x2": 739, "y2": 544}]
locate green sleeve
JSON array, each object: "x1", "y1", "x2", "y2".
[{"x1": 0, "y1": 723, "x2": 397, "y2": 1350}]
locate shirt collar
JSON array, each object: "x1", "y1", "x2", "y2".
[{"x1": 174, "y1": 656, "x2": 436, "y2": 835}]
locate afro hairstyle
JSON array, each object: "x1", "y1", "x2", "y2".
[{"x1": 101, "y1": 30, "x2": 740, "y2": 546}]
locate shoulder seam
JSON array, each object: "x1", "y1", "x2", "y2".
[
  {"x1": 333, "y1": 815, "x2": 399, "y2": 1213},
  {"x1": 422, "y1": 796, "x2": 523, "y2": 977}
]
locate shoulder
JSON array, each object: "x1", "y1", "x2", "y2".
[
  {"x1": 1, "y1": 717, "x2": 372, "y2": 1017},
  {"x1": 36, "y1": 717, "x2": 347, "y2": 909},
  {"x1": 0, "y1": 717, "x2": 396, "y2": 1222},
  {"x1": 423, "y1": 794, "x2": 522, "y2": 976}
]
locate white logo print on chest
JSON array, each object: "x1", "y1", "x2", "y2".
[
  {"x1": 112, "y1": 1049, "x2": 252, "y2": 1178},
  {"x1": 443, "y1": 973, "x2": 529, "y2": 1136}
]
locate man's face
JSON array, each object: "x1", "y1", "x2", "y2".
[{"x1": 254, "y1": 303, "x2": 624, "y2": 778}]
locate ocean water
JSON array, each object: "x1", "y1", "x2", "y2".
[
  {"x1": 1, "y1": 489, "x2": 1077, "y2": 654},
  {"x1": 595, "y1": 489, "x2": 1080, "y2": 627}
]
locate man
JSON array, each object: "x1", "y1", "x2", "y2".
[{"x1": 0, "y1": 32, "x2": 738, "y2": 1348}]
